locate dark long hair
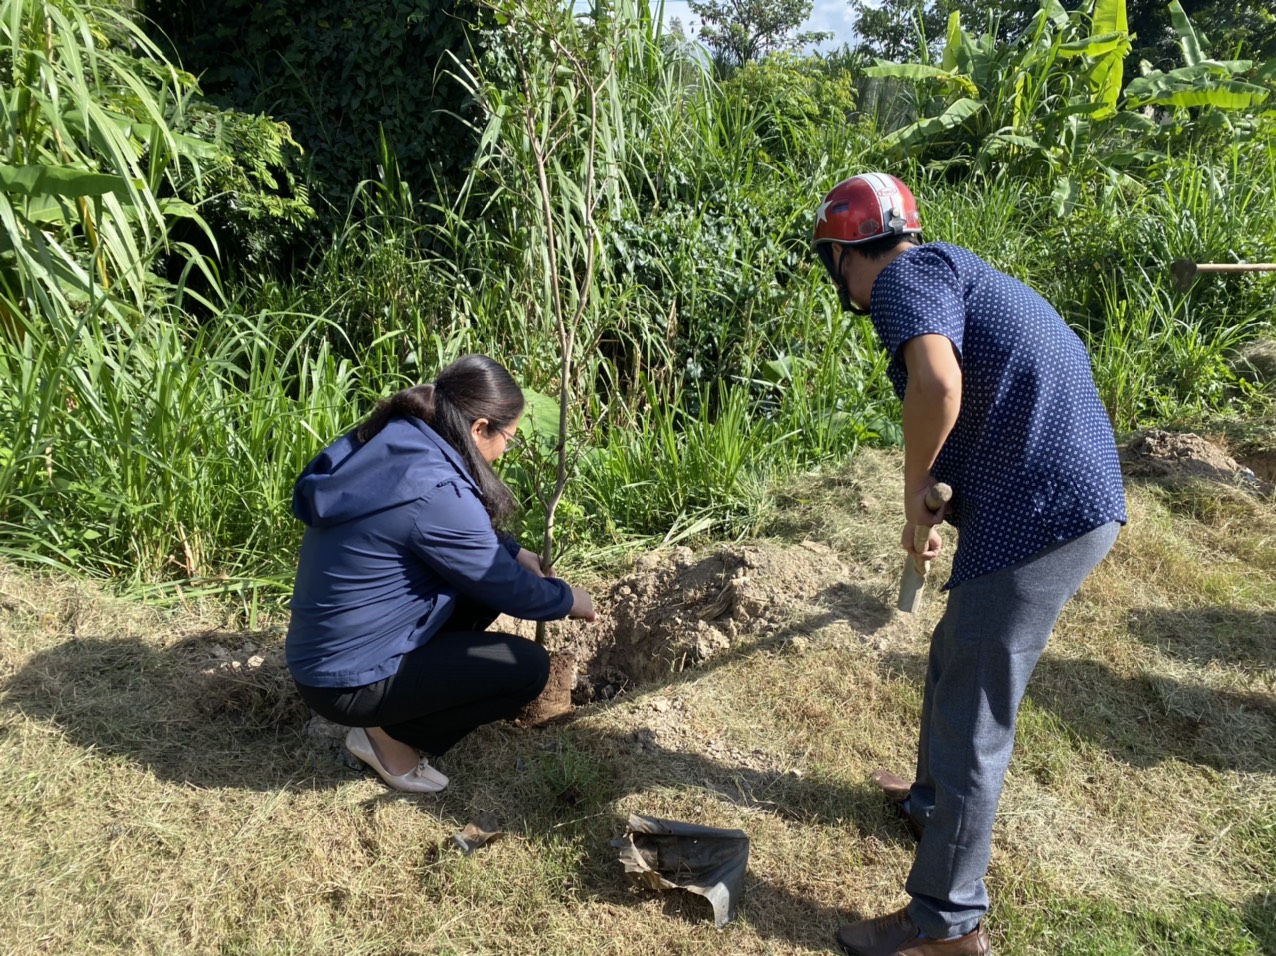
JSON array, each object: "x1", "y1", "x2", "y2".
[{"x1": 357, "y1": 354, "x2": 524, "y2": 527}]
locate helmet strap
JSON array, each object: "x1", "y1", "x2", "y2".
[
  {"x1": 841, "y1": 286, "x2": 872, "y2": 316},
  {"x1": 818, "y1": 241, "x2": 873, "y2": 315},
  {"x1": 833, "y1": 256, "x2": 871, "y2": 316}
]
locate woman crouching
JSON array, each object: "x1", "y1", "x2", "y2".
[{"x1": 286, "y1": 354, "x2": 596, "y2": 792}]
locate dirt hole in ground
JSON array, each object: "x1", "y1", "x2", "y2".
[
  {"x1": 520, "y1": 542, "x2": 891, "y2": 724},
  {"x1": 1241, "y1": 449, "x2": 1276, "y2": 484}
]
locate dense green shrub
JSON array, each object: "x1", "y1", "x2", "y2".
[
  {"x1": 170, "y1": 104, "x2": 317, "y2": 279},
  {"x1": 144, "y1": 0, "x2": 482, "y2": 207},
  {"x1": 2, "y1": 0, "x2": 1273, "y2": 594},
  {"x1": 721, "y1": 53, "x2": 860, "y2": 163}
]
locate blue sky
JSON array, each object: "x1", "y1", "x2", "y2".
[{"x1": 654, "y1": 0, "x2": 859, "y2": 53}]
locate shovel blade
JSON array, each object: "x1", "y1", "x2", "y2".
[
  {"x1": 897, "y1": 555, "x2": 926, "y2": 613},
  {"x1": 1170, "y1": 259, "x2": 1198, "y2": 292}
]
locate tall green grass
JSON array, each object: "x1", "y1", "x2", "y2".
[{"x1": 0, "y1": 0, "x2": 1273, "y2": 596}]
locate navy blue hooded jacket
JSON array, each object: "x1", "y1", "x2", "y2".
[{"x1": 286, "y1": 416, "x2": 573, "y2": 688}]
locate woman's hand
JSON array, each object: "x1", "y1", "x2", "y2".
[
  {"x1": 569, "y1": 585, "x2": 597, "y2": 622},
  {"x1": 516, "y1": 548, "x2": 547, "y2": 577}
]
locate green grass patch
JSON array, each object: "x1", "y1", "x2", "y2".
[{"x1": 996, "y1": 893, "x2": 1272, "y2": 956}]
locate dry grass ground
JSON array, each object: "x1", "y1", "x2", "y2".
[{"x1": 1, "y1": 448, "x2": 1273, "y2": 955}]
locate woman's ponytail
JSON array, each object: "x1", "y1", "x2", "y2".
[
  {"x1": 358, "y1": 383, "x2": 438, "y2": 443},
  {"x1": 356, "y1": 356, "x2": 523, "y2": 527}
]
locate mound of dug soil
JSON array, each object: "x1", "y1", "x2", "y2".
[
  {"x1": 1121, "y1": 430, "x2": 1266, "y2": 489},
  {"x1": 540, "y1": 542, "x2": 887, "y2": 706}
]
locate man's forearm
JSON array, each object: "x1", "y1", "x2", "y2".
[
  {"x1": 901, "y1": 335, "x2": 962, "y2": 493},
  {"x1": 903, "y1": 386, "x2": 959, "y2": 490}
]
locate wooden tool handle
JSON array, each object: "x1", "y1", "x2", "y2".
[
  {"x1": 1170, "y1": 259, "x2": 1276, "y2": 292},
  {"x1": 911, "y1": 483, "x2": 953, "y2": 574},
  {"x1": 1193, "y1": 263, "x2": 1276, "y2": 273}
]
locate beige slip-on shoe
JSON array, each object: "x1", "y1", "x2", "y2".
[{"x1": 345, "y1": 726, "x2": 449, "y2": 793}]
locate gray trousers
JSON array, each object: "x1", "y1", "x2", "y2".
[{"x1": 903, "y1": 521, "x2": 1121, "y2": 938}]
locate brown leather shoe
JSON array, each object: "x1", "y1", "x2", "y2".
[
  {"x1": 871, "y1": 768, "x2": 923, "y2": 840},
  {"x1": 835, "y1": 906, "x2": 990, "y2": 955}
]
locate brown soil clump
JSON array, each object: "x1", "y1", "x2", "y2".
[
  {"x1": 534, "y1": 542, "x2": 887, "y2": 704},
  {"x1": 516, "y1": 650, "x2": 577, "y2": 727},
  {"x1": 1121, "y1": 430, "x2": 1266, "y2": 489}
]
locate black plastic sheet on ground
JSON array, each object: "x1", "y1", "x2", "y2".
[{"x1": 611, "y1": 813, "x2": 750, "y2": 928}]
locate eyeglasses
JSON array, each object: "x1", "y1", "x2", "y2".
[{"x1": 495, "y1": 426, "x2": 521, "y2": 450}]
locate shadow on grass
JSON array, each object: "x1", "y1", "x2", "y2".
[
  {"x1": 1126, "y1": 606, "x2": 1276, "y2": 674},
  {"x1": 1029, "y1": 655, "x2": 1276, "y2": 773},
  {"x1": 0, "y1": 561, "x2": 895, "y2": 790},
  {"x1": 877, "y1": 649, "x2": 1276, "y2": 773},
  {"x1": 2, "y1": 629, "x2": 916, "y2": 950},
  {"x1": 1246, "y1": 891, "x2": 1275, "y2": 953},
  {"x1": 465, "y1": 724, "x2": 897, "y2": 952},
  {"x1": 0, "y1": 573, "x2": 910, "y2": 950},
  {"x1": 0, "y1": 633, "x2": 328, "y2": 791},
  {"x1": 434, "y1": 796, "x2": 858, "y2": 953}
]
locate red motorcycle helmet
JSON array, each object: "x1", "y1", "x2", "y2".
[{"x1": 812, "y1": 173, "x2": 923, "y2": 282}]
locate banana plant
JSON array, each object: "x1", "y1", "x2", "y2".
[
  {"x1": 1123, "y1": 1, "x2": 1271, "y2": 114},
  {"x1": 864, "y1": 0, "x2": 1133, "y2": 183},
  {"x1": 858, "y1": 0, "x2": 1276, "y2": 215}
]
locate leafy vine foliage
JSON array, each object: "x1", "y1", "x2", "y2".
[{"x1": 144, "y1": 0, "x2": 483, "y2": 207}]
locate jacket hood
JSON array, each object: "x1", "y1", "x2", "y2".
[{"x1": 292, "y1": 417, "x2": 479, "y2": 528}]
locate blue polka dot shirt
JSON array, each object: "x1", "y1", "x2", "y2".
[{"x1": 870, "y1": 242, "x2": 1127, "y2": 589}]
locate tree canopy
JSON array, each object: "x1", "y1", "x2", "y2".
[
  {"x1": 849, "y1": 0, "x2": 1042, "y2": 60},
  {"x1": 686, "y1": 0, "x2": 832, "y2": 72}
]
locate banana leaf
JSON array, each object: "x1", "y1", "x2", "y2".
[
  {"x1": 1053, "y1": 98, "x2": 1122, "y2": 120},
  {"x1": 1169, "y1": 0, "x2": 1204, "y2": 68},
  {"x1": 1124, "y1": 68, "x2": 1270, "y2": 110},
  {"x1": 878, "y1": 97, "x2": 985, "y2": 154},
  {"x1": 1107, "y1": 110, "x2": 1160, "y2": 134},
  {"x1": 1104, "y1": 149, "x2": 1162, "y2": 167},
  {"x1": 1092, "y1": 0, "x2": 1129, "y2": 38},
  {"x1": 1051, "y1": 176, "x2": 1079, "y2": 216},
  {"x1": 15, "y1": 195, "x2": 72, "y2": 224},
  {"x1": 864, "y1": 63, "x2": 980, "y2": 97},
  {"x1": 974, "y1": 130, "x2": 1047, "y2": 171},
  {"x1": 1196, "y1": 59, "x2": 1254, "y2": 74},
  {"x1": 1012, "y1": 70, "x2": 1029, "y2": 129},
  {"x1": 981, "y1": 131, "x2": 1046, "y2": 152},
  {"x1": 941, "y1": 11, "x2": 962, "y2": 72},
  {"x1": 1089, "y1": 52, "x2": 1125, "y2": 116},
  {"x1": 1042, "y1": 0, "x2": 1069, "y2": 31},
  {"x1": 1057, "y1": 32, "x2": 1130, "y2": 59}
]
